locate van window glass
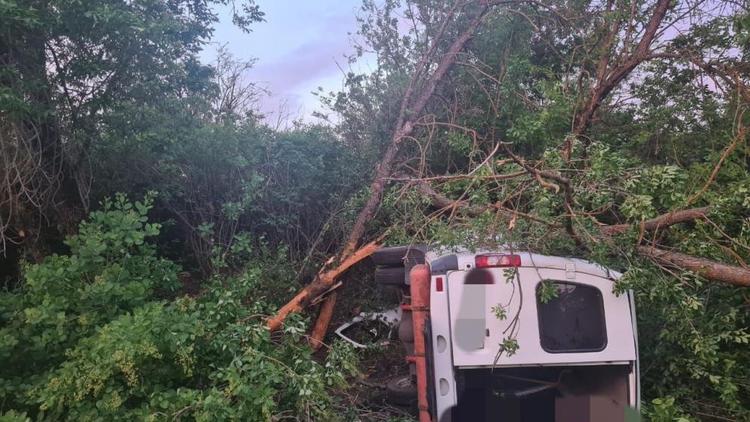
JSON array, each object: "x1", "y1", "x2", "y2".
[{"x1": 536, "y1": 281, "x2": 607, "y2": 353}]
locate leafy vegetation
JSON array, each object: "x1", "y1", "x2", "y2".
[
  {"x1": 0, "y1": 196, "x2": 357, "y2": 421},
  {"x1": 1, "y1": 0, "x2": 749, "y2": 420}
]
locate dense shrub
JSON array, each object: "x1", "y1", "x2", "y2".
[{"x1": 0, "y1": 196, "x2": 357, "y2": 421}]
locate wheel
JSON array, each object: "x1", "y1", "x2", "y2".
[
  {"x1": 386, "y1": 374, "x2": 418, "y2": 405},
  {"x1": 372, "y1": 245, "x2": 426, "y2": 266},
  {"x1": 374, "y1": 266, "x2": 406, "y2": 286}
]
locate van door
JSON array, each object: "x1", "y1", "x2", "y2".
[{"x1": 448, "y1": 266, "x2": 637, "y2": 367}]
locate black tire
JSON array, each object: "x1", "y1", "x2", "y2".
[
  {"x1": 386, "y1": 375, "x2": 418, "y2": 405},
  {"x1": 372, "y1": 245, "x2": 426, "y2": 266},
  {"x1": 374, "y1": 266, "x2": 406, "y2": 286}
]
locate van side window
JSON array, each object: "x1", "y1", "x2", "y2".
[{"x1": 536, "y1": 281, "x2": 607, "y2": 353}]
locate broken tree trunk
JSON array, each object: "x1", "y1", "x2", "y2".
[
  {"x1": 267, "y1": 2, "x2": 498, "y2": 347},
  {"x1": 266, "y1": 240, "x2": 381, "y2": 332}
]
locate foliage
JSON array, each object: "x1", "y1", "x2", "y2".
[
  {"x1": 92, "y1": 117, "x2": 368, "y2": 274},
  {"x1": 2, "y1": 0, "x2": 750, "y2": 420},
  {"x1": 0, "y1": 194, "x2": 178, "y2": 379},
  {"x1": 0, "y1": 197, "x2": 358, "y2": 420}
]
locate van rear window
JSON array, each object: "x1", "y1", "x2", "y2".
[{"x1": 536, "y1": 281, "x2": 607, "y2": 353}]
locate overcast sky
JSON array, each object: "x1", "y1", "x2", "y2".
[{"x1": 200, "y1": 1, "x2": 371, "y2": 123}]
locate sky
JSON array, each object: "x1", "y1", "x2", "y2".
[{"x1": 199, "y1": 1, "x2": 371, "y2": 123}]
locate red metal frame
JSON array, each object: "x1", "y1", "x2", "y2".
[{"x1": 409, "y1": 264, "x2": 432, "y2": 422}]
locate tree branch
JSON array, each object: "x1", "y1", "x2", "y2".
[
  {"x1": 266, "y1": 240, "x2": 381, "y2": 332},
  {"x1": 412, "y1": 178, "x2": 744, "y2": 288},
  {"x1": 600, "y1": 207, "x2": 710, "y2": 235},
  {"x1": 501, "y1": 144, "x2": 584, "y2": 247},
  {"x1": 572, "y1": 0, "x2": 672, "y2": 138},
  {"x1": 637, "y1": 245, "x2": 750, "y2": 287},
  {"x1": 412, "y1": 177, "x2": 559, "y2": 227}
]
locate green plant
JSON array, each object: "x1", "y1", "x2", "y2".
[
  {"x1": 0, "y1": 196, "x2": 359, "y2": 420},
  {"x1": 537, "y1": 281, "x2": 559, "y2": 304}
]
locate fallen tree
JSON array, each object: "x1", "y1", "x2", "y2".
[
  {"x1": 268, "y1": 0, "x2": 750, "y2": 419},
  {"x1": 412, "y1": 176, "x2": 748, "y2": 287},
  {"x1": 267, "y1": 1, "x2": 508, "y2": 344},
  {"x1": 268, "y1": 0, "x2": 749, "y2": 353}
]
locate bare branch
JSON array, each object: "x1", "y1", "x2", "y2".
[{"x1": 572, "y1": 0, "x2": 673, "y2": 139}]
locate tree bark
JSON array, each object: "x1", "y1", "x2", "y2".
[
  {"x1": 308, "y1": 294, "x2": 336, "y2": 349},
  {"x1": 637, "y1": 246, "x2": 750, "y2": 287}
]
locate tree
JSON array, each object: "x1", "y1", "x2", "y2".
[{"x1": 0, "y1": 0, "x2": 263, "y2": 257}]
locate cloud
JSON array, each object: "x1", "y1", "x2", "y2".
[
  {"x1": 202, "y1": 2, "x2": 362, "y2": 122},
  {"x1": 248, "y1": 11, "x2": 356, "y2": 120},
  {"x1": 251, "y1": 37, "x2": 348, "y2": 92}
]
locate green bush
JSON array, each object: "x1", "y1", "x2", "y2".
[
  {"x1": 0, "y1": 194, "x2": 179, "y2": 395},
  {"x1": 0, "y1": 196, "x2": 358, "y2": 421}
]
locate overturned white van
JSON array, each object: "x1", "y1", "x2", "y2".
[{"x1": 371, "y1": 246, "x2": 640, "y2": 422}]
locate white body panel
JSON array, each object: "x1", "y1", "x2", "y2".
[
  {"x1": 430, "y1": 274, "x2": 458, "y2": 420},
  {"x1": 447, "y1": 267, "x2": 637, "y2": 367}
]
